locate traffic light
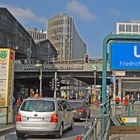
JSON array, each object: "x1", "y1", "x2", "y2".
[
  {"x1": 57, "y1": 80, "x2": 60, "y2": 88},
  {"x1": 84, "y1": 54, "x2": 89, "y2": 63},
  {"x1": 56, "y1": 79, "x2": 61, "y2": 90},
  {"x1": 50, "y1": 78, "x2": 55, "y2": 90}
]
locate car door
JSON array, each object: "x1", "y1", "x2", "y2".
[
  {"x1": 65, "y1": 101, "x2": 74, "y2": 125},
  {"x1": 59, "y1": 100, "x2": 69, "y2": 129}
]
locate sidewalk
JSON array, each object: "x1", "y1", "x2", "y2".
[{"x1": 0, "y1": 123, "x2": 15, "y2": 136}]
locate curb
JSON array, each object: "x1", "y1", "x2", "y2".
[{"x1": 0, "y1": 126, "x2": 15, "y2": 136}]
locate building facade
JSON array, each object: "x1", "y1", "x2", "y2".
[
  {"x1": 47, "y1": 13, "x2": 86, "y2": 63},
  {"x1": 28, "y1": 28, "x2": 47, "y2": 41},
  {"x1": 116, "y1": 20, "x2": 140, "y2": 35},
  {"x1": 34, "y1": 39, "x2": 57, "y2": 64}
]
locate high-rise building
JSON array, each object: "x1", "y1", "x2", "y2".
[
  {"x1": 28, "y1": 28, "x2": 47, "y2": 41},
  {"x1": 47, "y1": 13, "x2": 86, "y2": 63},
  {"x1": 116, "y1": 20, "x2": 140, "y2": 35}
]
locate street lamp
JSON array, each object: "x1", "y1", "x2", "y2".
[{"x1": 35, "y1": 64, "x2": 43, "y2": 97}]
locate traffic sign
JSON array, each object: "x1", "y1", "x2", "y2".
[
  {"x1": 110, "y1": 75, "x2": 116, "y2": 83},
  {"x1": 111, "y1": 42, "x2": 140, "y2": 70}
]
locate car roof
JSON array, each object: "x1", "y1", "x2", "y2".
[
  {"x1": 67, "y1": 99, "x2": 86, "y2": 103},
  {"x1": 24, "y1": 97, "x2": 66, "y2": 102}
]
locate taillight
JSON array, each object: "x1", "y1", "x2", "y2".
[
  {"x1": 76, "y1": 108, "x2": 84, "y2": 112},
  {"x1": 50, "y1": 114, "x2": 58, "y2": 122},
  {"x1": 16, "y1": 112, "x2": 21, "y2": 122}
]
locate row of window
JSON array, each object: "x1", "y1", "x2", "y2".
[
  {"x1": 118, "y1": 24, "x2": 140, "y2": 32},
  {"x1": 48, "y1": 27, "x2": 70, "y2": 34},
  {"x1": 29, "y1": 31, "x2": 46, "y2": 40},
  {"x1": 48, "y1": 18, "x2": 72, "y2": 27}
]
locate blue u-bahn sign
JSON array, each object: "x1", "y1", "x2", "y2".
[{"x1": 111, "y1": 42, "x2": 140, "y2": 70}]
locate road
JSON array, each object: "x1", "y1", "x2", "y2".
[{"x1": 0, "y1": 122, "x2": 86, "y2": 140}]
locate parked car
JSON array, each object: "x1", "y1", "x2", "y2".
[
  {"x1": 67, "y1": 100, "x2": 90, "y2": 120},
  {"x1": 16, "y1": 97, "x2": 74, "y2": 139}
]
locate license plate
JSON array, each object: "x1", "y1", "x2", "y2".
[{"x1": 29, "y1": 118, "x2": 42, "y2": 122}]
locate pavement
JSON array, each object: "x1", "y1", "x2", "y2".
[{"x1": 0, "y1": 123, "x2": 15, "y2": 136}]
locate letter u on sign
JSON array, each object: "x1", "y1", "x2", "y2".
[{"x1": 134, "y1": 46, "x2": 140, "y2": 58}]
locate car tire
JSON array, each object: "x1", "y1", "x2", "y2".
[
  {"x1": 16, "y1": 130, "x2": 25, "y2": 139},
  {"x1": 55, "y1": 124, "x2": 63, "y2": 138}
]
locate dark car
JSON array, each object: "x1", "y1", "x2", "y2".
[{"x1": 67, "y1": 100, "x2": 90, "y2": 120}]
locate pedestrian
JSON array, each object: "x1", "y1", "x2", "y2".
[
  {"x1": 116, "y1": 96, "x2": 120, "y2": 105},
  {"x1": 16, "y1": 97, "x2": 22, "y2": 112},
  {"x1": 130, "y1": 94, "x2": 135, "y2": 111},
  {"x1": 12, "y1": 96, "x2": 15, "y2": 107},
  {"x1": 34, "y1": 90, "x2": 40, "y2": 98},
  {"x1": 123, "y1": 95, "x2": 129, "y2": 111}
]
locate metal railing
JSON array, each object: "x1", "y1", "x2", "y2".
[
  {"x1": 76, "y1": 100, "x2": 111, "y2": 140},
  {"x1": 111, "y1": 100, "x2": 140, "y2": 117}
]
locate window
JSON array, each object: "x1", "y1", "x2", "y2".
[
  {"x1": 57, "y1": 102, "x2": 63, "y2": 111},
  {"x1": 126, "y1": 25, "x2": 131, "y2": 32},
  {"x1": 119, "y1": 24, "x2": 125, "y2": 32},
  {"x1": 133, "y1": 25, "x2": 138, "y2": 32},
  {"x1": 20, "y1": 100, "x2": 55, "y2": 112}
]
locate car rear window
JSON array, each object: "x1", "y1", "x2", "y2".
[
  {"x1": 20, "y1": 100, "x2": 55, "y2": 112},
  {"x1": 68, "y1": 102, "x2": 82, "y2": 109}
]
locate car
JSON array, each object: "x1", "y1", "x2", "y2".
[
  {"x1": 67, "y1": 100, "x2": 90, "y2": 120},
  {"x1": 16, "y1": 97, "x2": 74, "y2": 139}
]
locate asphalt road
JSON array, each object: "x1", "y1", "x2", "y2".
[{"x1": 0, "y1": 122, "x2": 86, "y2": 140}]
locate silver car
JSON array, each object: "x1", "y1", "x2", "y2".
[
  {"x1": 16, "y1": 97, "x2": 74, "y2": 138},
  {"x1": 67, "y1": 100, "x2": 90, "y2": 120}
]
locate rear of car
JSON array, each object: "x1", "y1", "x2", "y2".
[
  {"x1": 16, "y1": 98, "x2": 68, "y2": 138},
  {"x1": 68, "y1": 100, "x2": 90, "y2": 120}
]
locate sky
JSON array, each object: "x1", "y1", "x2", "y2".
[{"x1": 0, "y1": 0, "x2": 140, "y2": 58}]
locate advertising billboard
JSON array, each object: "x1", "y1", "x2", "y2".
[{"x1": 0, "y1": 48, "x2": 15, "y2": 123}]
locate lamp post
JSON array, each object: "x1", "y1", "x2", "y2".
[{"x1": 35, "y1": 64, "x2": 43, "y2": 97}]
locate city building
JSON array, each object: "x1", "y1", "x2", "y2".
[
  {"x1": 34, "y1": 39, "x2": 57, "y2": 64},
  {"x1": 47, "y1": 13, "x2": 86, "y2": 63},
  {"x1": 28, "y1": 28, "x2": 47, "y2": 41},
  {"x1": 116, "y1": 20, "x2": 140, "y2": 35}
]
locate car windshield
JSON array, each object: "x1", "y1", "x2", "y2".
[
  {"x1": 68, "y1": 101, "x2": 82, "y2": 109},
  {"x1": 20, "y1": 100, "x2": 55, "y2": 112}
]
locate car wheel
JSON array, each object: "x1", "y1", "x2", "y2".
[
  {"x1": 70, "y1": 119, "x2": 74, "y2": 130},
  {"x1": 55, "y1": 124, "x2": 63, "y2": 138},
  {"x1": 16, "y1": 130, "x2": 25, "y2": 139}
]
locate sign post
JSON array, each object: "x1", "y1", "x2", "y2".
[
  {"x1": 102, "y1": 34, "x2": 140, "y2": 136},
  {"x1": 92, "y1": 63, "x2": 98, "y2": 95},
  {"x1": 0, "y1": 48, "x2": 15, "y2": 124}
]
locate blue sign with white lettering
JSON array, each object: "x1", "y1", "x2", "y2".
[{"x1": 111, "y1": 42, "x2": 140, "y2": 70}]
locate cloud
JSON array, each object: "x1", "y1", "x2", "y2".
[
  {"x1": 66, "y1": 1, "x2": 97, "y2": 21},
  {"x1": 0, "y1": 4, "x2": 46, "y2": 24},
  {"x1": 108, "y1": 8, "x2": 121, "y2": 17}
]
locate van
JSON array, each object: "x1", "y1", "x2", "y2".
[{"x1": 16, "y1": 97, "x2": 74, "y2": 138}]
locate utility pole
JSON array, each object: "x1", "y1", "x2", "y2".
[{"x1": 35, "y1": 64, "x2": 43, "y2": 97}]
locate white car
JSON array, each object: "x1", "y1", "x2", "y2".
[{"x1": 16, "y1": 97, "x2": 74, "y2": 138}]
